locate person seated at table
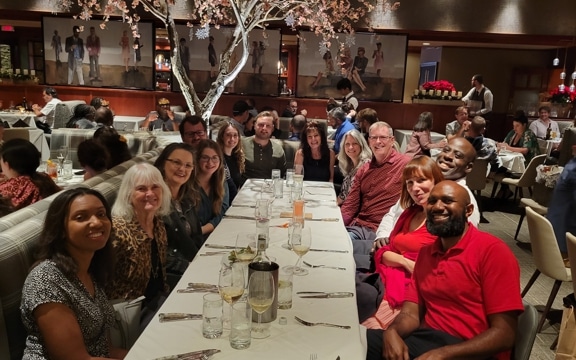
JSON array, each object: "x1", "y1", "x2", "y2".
[
  {"x1": 77, "y1": 139, "x2": 109, "y2": 180},
  {"x1": 499, "y1": 111, "x2": 540, "y2": 165},
  {"x1": 337, "y1": 129, "x2": 372, "y2": 206},
  {"x1": 260, "y1": 106, "x2": 283, "y2": 139},
  {"x1": 192, "y1": 139, "x2": 230, "y2": 240},
  {"x1": 94, "y1": 106, "x2": 114, "y2": 127},
  {"x1": 154, "y1": 144, "x2": 204, "y2": 288},
  {"x1": 356, "y1": 108, "x2": 379, "y2": 138},
  {"x1": 288, "y1": 114, "x2": 306, "y2": 141},
  {"x1": 94, "y1": 126, "x2": 132, "y2": 168},
  {"x1": 20, "y1": 188, "x2": 128, "y2": 360},
  {"x1": 90, "y1": 96, "x2": 110, "y2": 110},
  {"x1": 464, "y1": 116, "x2": 498, "y2": 163},
  {"x1": 140, "y1": 98, "x2": 177, "y2": 131},
  {"x1": 294, "y1": 121, "x2": 335, "y2": 182},
  {"x1": 357, "y1": 156, "x2": 443, "y2": 328},
  {"x1": 445, "y1": 106, "x2": 471, "y2": 141},
  {"x1": 106, "y1": 163, "x2": 171, "y2": 318},
  {"x1": 529, "y1": 105, "x2": 560, "y2": 139},
  {"x1": 404, "y1": 112, "x2": 447, "y2": 158},
  {"x1": 216, "y1": 122, "x2": 245, "y2": 192},
  {"x1": 31, "y1": 87, "x2": 62, "y2": 127},
  {"x1": 366, "y1": 181, "x2": 523, "y2": 360},
  {"x1": 0, "y1": 139, "x2": 60, "y2": 211},
  {"x1": 66, "y1": 104, "x2": 96, "y2": 129},
  {"x1": 328, "y1": 106, "x2": 356, "y2": 155}
]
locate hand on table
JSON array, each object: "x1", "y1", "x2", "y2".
[{"x1": 383, "y1": 329, "x2": 410, "y2": 360}]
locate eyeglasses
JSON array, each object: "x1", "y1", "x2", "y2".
[
  {"x1": 183, "y1": 130, "x2": 206, "y2": 138},
  {"x1": 159, "y1": 104, "x2": 171, "y2": 109},
  {"x1": 200, "y1": 155, "x2": 220, "y2": 164},
  {"x1": 368, "y1": 135, "x2": 393, "y2": 141},
  {"x1": 166, "y1": 158, "x2": 193, "y2": 170}
]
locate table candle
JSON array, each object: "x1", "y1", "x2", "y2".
[
  {"x1": 443, "y1": 90, "x2": 448, "y2": 97},
  {"x1": 23, "y1": 69, "x2": 28, "y2": 75},
  {"x1": 457, "y1": 91, "x2": 463, "y2": 97},
  {"x1": 435, "y1": 90, "x2": 442, "y2": 96},
  {"x1": 15, "y1": 69, "x2": 20, "y2": 74},
  {"x1": 428, "y1": 90, "x2": 434, "y2": 96},
  {"x1": 30, "y1": 70, "x2": 35, "y2": 76},
  {"x1": 451, "y1": 90, "x2": 456, "y2": 97},
  {"x1": 414, "y1": 89, "x2": 419, "y2": 95}
]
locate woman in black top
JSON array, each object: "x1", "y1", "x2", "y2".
[
  {"x1": 293, "y1": 121, "x2": 335, "y2": 182},
  {"x1": 216, "y1": 122, "x2": 245, "y2": 191}
]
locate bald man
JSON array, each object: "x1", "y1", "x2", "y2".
[{"x1": 366, "y1": 181, "x2": 523, "y2": 360}]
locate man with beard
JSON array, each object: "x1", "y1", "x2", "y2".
[
  {"x1": 141, "y1": 98, "x2": 177, "y2": 131},
  {"x1": 366, "y1": 181, "x2": 523, "y2": 360},
  {"x1": 242, "y1": 111, "x2": 287, "y2": 181}
]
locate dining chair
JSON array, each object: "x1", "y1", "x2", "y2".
[
  {"x1": 512, "y1": 301, "x2": 539, "y2": 360},
  {"x1": 522, "y1": 207, "x2": 572, "y2": 333},
  {"x1": 490, "y1": 154, "x2": 546, "y2": 201},
  {"x1": 52, "y1": 100, "x2": 86, "y2": 129},
  {"x1": 513, "y1": 182, "x2": 554, "y2": 241},
  {"x1": 465, "y1": 158, "x2": 489, "y2": 216},
  {"x1": 567, "y1": 232, "x2": 576, "y2": 295}
]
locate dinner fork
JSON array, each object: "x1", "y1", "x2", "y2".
[
  {"x1": 310, "y1": 354, "x2": 317, "y2": 360},
  {"x1": 295, "y1": 316, "x2": 351, "y2": 329},
  {"x1": 303, "y1": 260, "x2": 346, "y2": 271}
]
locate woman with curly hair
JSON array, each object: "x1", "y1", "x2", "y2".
[
  {"x1": 94, "y1": 126, "x2": 132, "y2": 168},
  {"x1": 192, "y1": 139, "x2": 229, "y2": 240},
  {"x1": 337, "y1": 129, "x2": 372, "y2": 206},
  {"x1": 293, "y1": 121, "x2": 335, "y2": 182},
  {"x1": 216, "y1": 122, "x2": 245, "y2": 191},
  {"x1": 20, "y1": 188, "x2": 127, "y2": 359},
  {"x1": 0, "y1": 139, "x2": 60, "y2": 211}
]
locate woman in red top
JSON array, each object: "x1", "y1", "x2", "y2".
[
  {"x1": 363, "y1": 156, "x2": 444, "y2": 329},
  {"x1": 0, "y1": 139, "x2": 60, "y2": 212}
]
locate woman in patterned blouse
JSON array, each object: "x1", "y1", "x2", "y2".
[
  {"x1": 20, "y1": 188, "x2": 127, "y2": 359},
  {"x1": 106, "y1": 163, "x2": 172, "y2": 309},
  {"x1": 0, "y1": 139, "x2": 60, "y2": 212},
  {"x1": 337, "y1": 129, "x2": 372, "y2": 206}
]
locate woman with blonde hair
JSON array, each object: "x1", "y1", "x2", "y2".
[
  {"x1": 192, "y1": 139, "x2": 230, "y2": 240},
  {"x1": 337, "y1": 129, "x2": 372, "y2": 205}
]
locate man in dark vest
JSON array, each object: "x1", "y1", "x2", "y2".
[{"x1": 462, "y1": 74, "x2": 493, "y2": 119}]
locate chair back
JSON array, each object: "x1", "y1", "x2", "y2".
[
  {"x1": 2, "y1": 128, "x2": 31, "y2": 142},
  {"x1": 512, "y1": 301, "x2": 539, "y2": 360},
  {"x1": 466, "y1": 159, "x2": 489, "y2": 191},
  {"x1": 525, "y1": 206, "x2": 572, "y2": 282},
  {"x1": 566, "y1": 232, "x2": 576, "y2": 296},
  {"x1": 53, "y1": 100, "x2": 86, "y2": 129},
  {"x1": 558, "y1": 127, "x2": 576, "y2": 167},
  {"x1": 516, "y1": 154, "x2": 546, "y2": 187},
  {"x1": 531, "y1": 182, "x2": 554, "y2": 207}
]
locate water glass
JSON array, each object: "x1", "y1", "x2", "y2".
[
  {"x1": 230, "y1": 301, "x2": 252, "y2": 350},
  {"x1": 202, "y1": 293, "x2": 223, "y2": 339},
  {"x1": 273, "y1": 178, "x2": 283, "y2": 199},
  {"x1": 285, "y1": 169, "x2": 295, "y2": 187},
  {"x1": 271, "y1": 169, "x2": 281, "y2": 180},
  {"x1": 278, "y1": 267, "x2": 293, "y2": 309},
  {"x1": 291, "y1": 181, "x2": 303, "y2": 202},
  {"x1": 63, "y1": 159, "x2": 73, "y2": 180}
]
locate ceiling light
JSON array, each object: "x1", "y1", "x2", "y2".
[{"x1": 423, "y1": 42, "x2": 430, "y2": 46}]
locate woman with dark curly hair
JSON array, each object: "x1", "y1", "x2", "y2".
[
  {"x1": 0, "y1": 139, "x2": 60, "y2": 211},
  {"x1": 192, "y1": 139, "x2": 229, "y2": 240},
  {"x1": 77, "y1": 139, "x2": 109, "y2": 180},
  {"x1": 94, "y1": 126, "x2": 132, "y2": 168},
  {"x1": 216, "y1": 122, "x2": 245, "y2": 190},
  {"x1": 20, "y1": 188, "x2": 127, "y2": 359},
  {"x1": 154, "y1": 143, "x2": 203, "y2": 287},
  {"x1": 293, "y1": 121, "x2": 335, "y2": 182}
]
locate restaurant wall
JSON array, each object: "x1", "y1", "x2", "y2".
[{"x1": 402, "y1": 51, "x2": 420, "y2": 103}]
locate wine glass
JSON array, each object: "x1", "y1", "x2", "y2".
[
  {"x1": 293, "y1": 164, "x2": 304, "y2": 183},
  {"x1": 289, "y1": 225, "x2": 311, "y2": 276},
  {"x1": 57, "y1": 146, "x2": 68, "y2": 176},
  {"x1": 218, "y1": 256, "x2": 245, "y2": 328},
  {"x1": 235, "y1": 233, "x2": 257, "y2": 294},
  {"x1": 248, "y1": 271, "x2": 275, "y2": 339}
]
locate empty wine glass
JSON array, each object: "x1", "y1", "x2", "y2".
[
  {"x1": 293, "y1": 164, "x2": 304, "y2": 183},
  {"x1": 248, "y1": 271, "x2": 275, "y2": 339},
  {"x1": 289, "y1": 225, "x2": 311, "y2": 276},
  {"x1": 57, "y1": 146, "x2": 68, "y2": 177},
  {"x1": 218, "y1": 256, "x2": 245, "y2": 328}
]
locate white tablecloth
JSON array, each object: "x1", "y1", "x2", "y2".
[
  {"x1": 498, "y1": 151, "x2": 526, "y2": 174},
  {"x1": 394, "y1": 129, "x2": 445, "y2": 153},
  {"x1": 0, "y1": 111, "x2": 37, "y2": 128},
  {"x1": 537, "y1": 138, "x2": 561, "y2": 156},
  {"x1": 125, "y1": 179, "x2": 364, "y2": 360},
  {"x1": 113, "y1": 116, "x2": 144, "y2": 131}
]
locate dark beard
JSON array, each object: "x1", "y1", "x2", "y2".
[{"x1": 426, "y1": 211, "x2": 467, "y2": 238}]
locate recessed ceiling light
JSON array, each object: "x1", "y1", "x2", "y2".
[{"x1": 423, "y1": 42, "x2": 430, "y2": 46}]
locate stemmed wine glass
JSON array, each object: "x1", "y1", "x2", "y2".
[
  {"x1": 289, "y1": 225, "x2": 311, "y2": 276},
  {"x1": 218, "y1": 256, "x2": 245, "y2": 328},
  {"x1": 57, "y1": 146, "x2": 68, "y2": 177},
  {"x1": 235, "y1": 233, "x2": 257, "y2": 296},
  {"x1": 248, "y1": 271, "x2": 275, "y2": 339}
]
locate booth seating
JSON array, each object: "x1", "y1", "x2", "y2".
[
  {"x1": 52, "y1": 100, "x2": 87, "y2": 129},
  {"x1": 0, "y1": 146, "x2": 164, "y2": 360}
]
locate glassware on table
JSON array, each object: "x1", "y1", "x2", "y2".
[
  {"x1": 248, "y1": 271, "x2": 275, "y2": 339},
  {"x1": 202, "y1": 293, "x2": 223, "y2": 339},
  {"x1": 289, "y1": 225, "x2": 311, "y2": 276},
  {"x1": 230, "y1": 301, "x2": 251, "y2": 350},
  {"x1": 285, "y1": 168, "x2": 295, "y2": 187},
  {"x1": 56, "y1": 146, "x2": 68, "y2": 176},
  {"x1": 278, "y1": 267, "x2": 294, "y2": 309},
  {"x1": 218, "y1": 256, "x2": 245, "y2": 328},
  {"x1": 235, "y1": 232, "x2": 257, "y2": 295},
  {"x1": 293, "y1": 164, "x2": 304, "y2": 184},
  {"x1": 46, "y1": 160, "x2": 58, "y2": 180}
]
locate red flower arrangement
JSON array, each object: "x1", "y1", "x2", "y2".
[
  {"x1": 548, "y1": 87, "x2": 576, "y2": 104},
  {"x1": 422, "y1": 80, "x2": 456, "y2": 92}
]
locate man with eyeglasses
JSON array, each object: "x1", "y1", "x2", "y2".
[
  {"x1": 141, "y1": 98, "x2": 177, "y2": 131},
  {"x1": 179, "y1": 115, "x2": 208, "y2": 148},
  {"x1": 242, "y1": 111, "x2": 287, "y2": 181},
  {"x1": 341, "y1": 122, "x2": 410, "y2": 240}
]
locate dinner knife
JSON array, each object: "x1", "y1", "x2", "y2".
[
  {"x1": 151, "y1": 349, "x2": 221, "y2": 360},
  {"x1": 297, "y1": 292, "x2": 354, "y2": 298},
  {"x1": 158, "y1": 313, "x2": 202, "y2": 322},
  {"x1": 204, "y1": 244, "x2": 236, "y2": 249},
  {"x1": 309, "y1": 248, "x2": 349, "y2": 253}
]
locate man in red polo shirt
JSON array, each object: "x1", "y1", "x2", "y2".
[{"x1": 366, "y1": 180, "x2": 523, "y2": 360}]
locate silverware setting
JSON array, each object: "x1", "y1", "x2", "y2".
[
  {"x1": 303, "y1": 260, "x2": 346, "y2": 271},
  {"x1": 309, "y1": 248, "x2": 349, "y2": 253},
  {"x1": 199, "y1": 251, "x2": 228, "y2": 256},
  {"x1": 158, "y1": 313, "x2": 202, "y2": 322},
  {"x1": 176, "y1": 283, "x2": 218, "y2": 294},
  {"x1": 204, "y1": 244, "x2": 236, "y2": 250},
  {"x1": 310, "y1": 354, "x2": 317, "y2": 360},
  {"x1": 297, "y1": 291, "x2": 354, "y2": 299},
  {"x1": 294, "y1": 316, "x2": 351, "y2": 329},
  {"x1": 151, "y1": 349, "x2": 220, "y2": 360}
]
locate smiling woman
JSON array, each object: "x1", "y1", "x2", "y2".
[{"x1": 294, "y1": 121, "x2": 335, "y2": 182}]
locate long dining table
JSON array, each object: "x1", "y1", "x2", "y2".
[{"x1": 125, "y1": 179, "x2": 365, "y2": 360}]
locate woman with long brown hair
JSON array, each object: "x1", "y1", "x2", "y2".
[{"x1": 293, "y1": 121, "x2": 335, "y2": 182}]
